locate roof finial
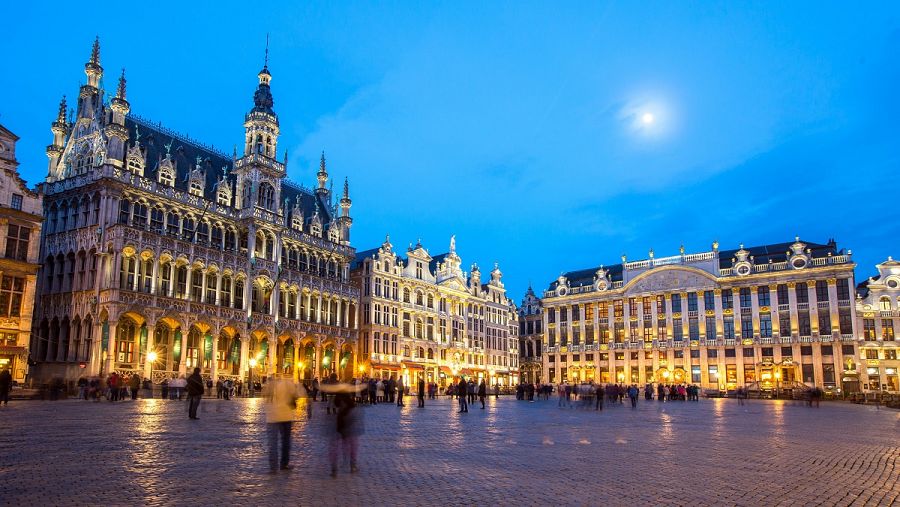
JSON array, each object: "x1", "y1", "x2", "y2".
[
  {"x1": 90, "y1": 36, "x2": 100, "y2": 66},
  {"x1": 343, "y1": 176, "x2": 349, "y2": 198},
  {"x1": 56, "y1": 95, "x2": 67, "y2": 123},
  {"x1": 264, "y1": 33, "x2": 270, "y2": 69},
  {"x1": 320, "y1": 151, "x2": 326, "y2": 172},
  {"x1": 116, "y1": 68, "x2": 127, "y2": 99}
]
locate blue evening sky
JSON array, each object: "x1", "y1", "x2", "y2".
[{"x1": 2, "y1": 2, "x2": 899, "y2": 301}]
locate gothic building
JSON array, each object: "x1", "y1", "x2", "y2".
[
  {"x1": 539, "y1": 239, "x2": 859, "y2": 393},
  {"x1": 0, "y1": 124, "x2": 43, "y2": 385},
  {"x1": 855, "y1": 257, "x2": 900, "y2": 393},
  {"x1": 352, "y1": 235, "x2": 518, "y2": 388},
  {"x1": 31, "y1": 39, "x2": 359, "y2": 384},
  {"x1": 517, "y1": 286, "x2": 543, "y2": 383}
]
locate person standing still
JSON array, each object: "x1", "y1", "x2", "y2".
[
  {"x1": 396, "y1": 377, "x2": 405, "y2": 407},
  {"x1": 478, "y1": 380, "x2": 487, "y2": 409},
  {"x1": 0, "y1": 368, "x2": 12, "y2": 406},
  {"x1": 264, "y1": 376, "x2": 300, "y2": 472},
  {"x1": 186, "y1": 368, "x2": 204, "y2": 420},
  {"x1": 417, "y1": 378, "x2": 425, "y2": 408},
  {"x1": 627, "y1": 384, "x2": 639, "y2": 409},
  {"x1": 130, "y1": 374, "x2": 141, "y2": 400},
  {"x1": 457, "y1": 378, "x2": 468, "y2": 413}
]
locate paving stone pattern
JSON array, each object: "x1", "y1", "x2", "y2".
[{"x1": 0, "y1": 395, "x2": 898, "y2": 506}]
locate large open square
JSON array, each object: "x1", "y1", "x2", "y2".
[{"x1": 1, "y1": 397, "x2": 897, "y2": 506}]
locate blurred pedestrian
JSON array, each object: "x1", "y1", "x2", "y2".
[
  {"x1": 417, "y1": 377, "x2": 425, "y2": 408},
  {"x1": 478, "y1": 380, "x2": 486, "y2": 409},
  {"x1": 329, "y1": 386, "x2": 363, "y2": 477},
  {"x1": 627, "y1": 384, "x2": 639, "y2": 408},
  {"x1": 0, "y1": 368, "x2": 11, "y2": 406},
  {"x1": 264, "y1": 375, "x2": 301, "y2": 472},
  {"x1": 457, "y1": 378, "x2": 468, "y2": 413},
  {"x1": 130, "y1": 373, "x2": 141, "y2": 400},
  {"x1": 186, "y1": 367, "x2": 204, "y2": 420}
]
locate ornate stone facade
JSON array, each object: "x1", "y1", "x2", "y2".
[
  {"x1": 855, "y1": 257, "x2": 900, "y2": 393},
  {"x1": 540, "y1": 239, "x2": 859, "y2": 393},
  {"x1": 31, "y1": 39, "x2": 359, "y2": 384},
  {"x1": 517, "y1": 286, "x2": 543, "y2": 383},
  {"x1": 352, "y1": 235, "x2": 518, "y2": 388},
  {"x1": 0, "y1": 124, "x2": 43, "y2": 384}
]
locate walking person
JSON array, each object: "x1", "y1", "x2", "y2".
[
  {"x1": 329, "y1": 387, "x2": 363, "y2": 477},
  {"x1": 264, "y1": 375, "x2": 301, "y2": 473},
  {"x1": 457, "y1": 378, "x2": 469, "y2": 413},
  {"x1": 186, "y1": 367, "x2": 204, "y2": 420},
  {"x1": 417, "y1": 377, "x2": 425, "y2": 408},
  {"x1": 478, "y1": 380, "x2": 487, "y2": 409},
  {"x1": 0, "y1": 368, "x2": 12, "y2": 406},
  {"x1": 595, "y1": 383, "x2": 603, "y2": 411}
]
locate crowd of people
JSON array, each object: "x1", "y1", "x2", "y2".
[{"x1": 507, "y1": 381, "x2": 704, "y2": 410}]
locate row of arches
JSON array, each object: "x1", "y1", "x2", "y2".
[{"x1": 45, "y1": 193, "x2": 101, "y2": 235}]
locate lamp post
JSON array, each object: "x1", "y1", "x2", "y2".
[
  {"x1": 147, "y1": 351, "x2": 158, "y2": 398},
  {"x1": 249, "y1": 357, "x2": 257, "y2": 397}
]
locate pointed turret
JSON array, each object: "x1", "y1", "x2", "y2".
[
  {"x1": 110, "y1": 68, "x2": 130, "y2": 116},
  {"x1": 84, "y1": 36, "x2": 103, "y2": 88},
  {"x1": 335, "y1": 176, "x2": 353, "y2": 244},
  {"x1": 317, "y1": 151, "x2": 328, "y2": 190},
  {"x1": 46, "y1": 95, "x2": 69, "y2": 177}
]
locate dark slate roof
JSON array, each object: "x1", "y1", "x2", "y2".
[
  {"x1": 351, "y1": 247, "x2": 381, "y2": 269},
  {"x1": 429, "y1": 253, "x2": 449, "y2": 273},
  {"x1": 124, "y1": 115, "x2": 330, "y2": 227},
  {"x1": 547, "y1": 239, "x2": 845, "y2": 292},
  {"x1": 548, "y1": 264, "x2": 624, "y2": 291},
  {"x1": 717, "y1": 239, "x2": 839, "y2": 268}
]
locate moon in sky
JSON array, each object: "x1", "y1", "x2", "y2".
[{"x1": 641, "y1": 112, "x2": 655, "y2": 124}]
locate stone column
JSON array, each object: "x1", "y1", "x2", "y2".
[
  {"x1": 317, "y1": 293, "x2": 323, "y2": 324},
  {"x1": 268, "y1": 334, "x2": 277, "y2": 375},
  {"x1": 623, "y1": 299, "x2": 631, "y2": 341},
  {"x1": 808, "y1": 281, "x2": 819, "y2": 336},
  {"x1": 787, "y1": 282, "x2": 798, "y2": 337},
  {"x1": 336, "y1": 299, "x2": 343, "y2": 328},
  {"x1": 713, "y1": 289, "x2": 724, "y2": 339},
  {"x1": 105, "y1": 320, "x2": 118, "y2": 375},
  {"x1": 769, "y1": 284, "x2": 780, "y2": 337},
  {"x1": 827, "y1": 278, "x2": 840, "y2": 336},
  {"x1": 664, "y1": 294, "x2": 674, "y2": 342},
  {"x1": 215, "y1": 272, "x2": 223, "y2": 306},
  {"x1": 751, "y1": 287, "x2": 761, "y2": 339},
  {"x1": 293, "y1": 340, "x2": 301, "y2": 381},
  {"x1": 239, "y1": 337, "x2": 249, "y2": 376},
  {"x1": 151, "y1": 257, "x2": 159, "y2": 295},
  {"x1": 201, "y1": 270, "x2": 209, "y2": 304},
  {"x1": 211, "y1": 330, "x2": 219, "y2": 382},
  {"x1": 696, "y1": 290, "x2": 707, "y2": 340}
]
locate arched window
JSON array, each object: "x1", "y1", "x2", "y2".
[
  {"x1": 427, "y1": 294, "x2": 434, "y2": 308},
  {"x1": 403, "y1": 288, "x2": 410, "y2": 303},
  {"x1": 880, "y1": 297, "x2": 892, "y2": 311},
  {"x1": 166, "y1": 212, "x2": 180, "y2": 236}
]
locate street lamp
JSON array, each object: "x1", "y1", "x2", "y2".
[
  {"x1": 774, "y1": 370, "x2": 782, "y2": 399},
  {"x1": 249, "y1": 357, "x2": 257, "y2": 397},
  {"x1": 147, "y1": 351, "x2": 158, "y2": 398}
]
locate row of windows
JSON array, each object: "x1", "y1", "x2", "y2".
[
  {"x1": 862, "y1": 319, "x2": 896, "y2": 340},
  {"x1": 547, "y1": 280, "x2": 852, "y2": 323},
  {"x1": 547, "y1": 344, "x2": 856, "y2": 363},
  {"x1": 546, "y1": 308, "x2": 854, "y2": 346}
]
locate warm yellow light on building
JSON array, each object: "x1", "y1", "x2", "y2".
[{"x1": 147, "y1": 351, "x2": 158, "y2": 363}]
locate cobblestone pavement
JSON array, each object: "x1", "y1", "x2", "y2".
[{"x1": 1, "y1": 395, "x2": 898, "y2": 506}]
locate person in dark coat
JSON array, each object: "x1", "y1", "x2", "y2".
[
  {"x1": 457, "y1": 378, "x2": 468, "y2": 413},
  {"x1": 477, "y1": 380, "x2": 487, "y2": 409},
  {"x1": 186, "y1": 368, "x2": 204, "y2": 419},
  {"x1": 0, "y1": 368, "x2": 12, "y2": 405},
  {"x1": 417, "y1": 378, "x2": 425, "y2": 408},
  {"x1": 330, "y1": 389, "x2": 362, "y2": 477}
]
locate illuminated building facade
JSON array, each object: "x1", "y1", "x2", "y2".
[
  {"x1": 0, "y1": 125, "x2": 43, "y2": 384},
  {"x1": 855, "y1": 257, "x2": 900, "y2": 393},
  {"x1": 352, "y1": 235, "x2": 518, "y2": 388},
  {"x1": 30, "y1": 39, "x2": 359, "y2": 384},
  {"x1": 517, "y1": 286, "x2": 543, "y2": 383},
  {"x1": 540, "y1": 239, "x2": 859, "y2": 393}
]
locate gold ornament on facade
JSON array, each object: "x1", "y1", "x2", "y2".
[
  {"x1": 827, "y1": 278, "x2": 837, "y2": 285},
  {"x1": 713, "y1": 289, "x2": 722, "y2": 295},
  {"x1": 705, "y1": 310, "x2": 715, "y2": 317},
  {"x1": 760, "y1": 306, "x2": 770, "y2": 313},
  {"x1": 672, "y1": 312, "x2": 681, "y2": 319},
  {"x1": 723, "y1": 308, "x2": 733, "y2": 316},
  {"x1": 787, "y1": 282, "x2": 797, "y2": 288}
]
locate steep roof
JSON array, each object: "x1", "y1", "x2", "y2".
[{"x1": 125, "y1": 115, "x2": 330, "y2": 227}]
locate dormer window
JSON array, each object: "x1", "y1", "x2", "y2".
[
  {"x1": 291, "y1": 213, "x2": 303, "y2": 231},
  {"x1": 217, "y1": 185, "x2": 231, "y2": 206},
  {"x1": 158, "y1": 163, "x2": 174, "y2": 187},
  {"x1": 310, "y1": 221, "x2": 322, "y2": 238},
  {"x1": 189, "y1": 179, "x2": 203, "y2": 196},
  {"x1": 127, "y1": 157, "x2": 143, "y2": 175}
]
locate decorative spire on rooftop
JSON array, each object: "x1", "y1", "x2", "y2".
[
  {"x1": 116, "y1": 68, "x2": 127, "y2": 99},
  {"x1": 55, "y1": 95, "x2": 67, "y2": 124},
  {"x1": 84, "y1": 36, "x2": 103, "y2": 87},
  {"x1": 317, "y1": 150, "x2": 328, "y2": 190}
]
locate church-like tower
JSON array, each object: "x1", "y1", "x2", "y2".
[{"x1": 233, "y1": 54, "x2": 284, "y2": 213}]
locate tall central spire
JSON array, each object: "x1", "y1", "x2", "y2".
[{"x1": 84, "y1": 36, "x2": 103, "y2": 88}]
